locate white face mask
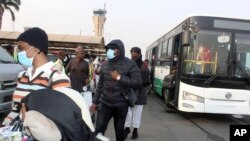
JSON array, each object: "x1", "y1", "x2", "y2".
[
  {"x1": 174, "y1": 57, "x2": 178, "y2": 61},
  {"x1": 106, "y1": 49, "x2": 115, "y2": 59},
  {"x1": 17, "y1": 47, "x2": 36, "y2": 67}
]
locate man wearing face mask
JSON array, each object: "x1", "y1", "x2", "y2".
[
  {"x1": 124, "y1": 47, "x2": 150, "y2": 140},
  {"x1": 90, "y1": 40, "x2": 142, "y2": 141},
  {"x1": 3, "y1": 27, "x2": 71, "y2": 126}
]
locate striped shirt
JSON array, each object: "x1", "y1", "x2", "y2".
[
  {"x1": 3, "y1": 61, "x2": 71, "y2": 125},
  {"x1": 54, "y1": 59, "x2": 65, "y2": 74}
]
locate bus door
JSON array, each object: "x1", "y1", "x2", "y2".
[
  {"x1": 150, "y1": 47, "x2": 157, "y2": 88},
  {"x1": 172, "y1": 34, "x2": 182, "y2": 106}
]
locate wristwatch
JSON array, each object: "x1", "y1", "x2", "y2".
[{"x1": 116, "y1": 75, "x2": 121, "y2": 81}]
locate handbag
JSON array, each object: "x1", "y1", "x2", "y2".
[
  {"x1": 11, "y1": 119, "x2": 23, "y2": 132},
  {"x1": 122, "y1": 88, "x2": 138, "y2": 107},
  {"x1": 0, "y1": 118, "x2": 34, "y2": 141}
]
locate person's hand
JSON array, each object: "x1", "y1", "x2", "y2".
[
  {"x1": 90, "y1": 103, "x2": 97, "y2": 113},
  {"x1": 110, "y1": 71, "x2": 121, "y2": 81}
]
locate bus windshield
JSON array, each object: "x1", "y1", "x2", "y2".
[
  {"x1": 183, "y1": 30, "x2": 232, "y2": 76},
  {"x1": 183, "y1": 30, "x2": 250, "y2": 79}
]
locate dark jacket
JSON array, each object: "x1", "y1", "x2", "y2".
[
  {"x1": 93, "y1": 40, "x2": 142, "y2": 106},
  {"x1": 23, "y1": 89, "x2": 93, "y2": 141},
  {"x1": 136, "y1": 62, "x2": 150, "y2": 105}
]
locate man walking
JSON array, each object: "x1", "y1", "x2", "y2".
[
  {"x1": 90, "y1": 39, "x2": 142, "y2": 141},
  {"x1": 124, "y1": 47, "x2": 150, "y2": 139}
]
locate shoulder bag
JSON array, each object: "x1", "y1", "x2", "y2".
[{"x1": 122, "y1": 88, "x2": 138, "y2": 107}]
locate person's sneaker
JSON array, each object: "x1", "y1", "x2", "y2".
[
  {"x1": 132, "y1": 129, "x2": 138, "y2": 139},
  {"x1": 96, "y1": 133, "x2": 110, "y2": 141},
  {"x1": 124, "y1": 127, "x2": 130, "y2": 139}
]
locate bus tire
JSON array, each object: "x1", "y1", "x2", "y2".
[{"x1": 163, "y1": 89, "x2": 172, "y2": 108}]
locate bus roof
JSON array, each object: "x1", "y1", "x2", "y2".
[{"x1": 146, "y1": 15, "x2": 250, "y2": 50}]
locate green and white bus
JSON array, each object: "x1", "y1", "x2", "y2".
[{"x1": 146, "y1": 16, "x2": 250, "y2": 115}]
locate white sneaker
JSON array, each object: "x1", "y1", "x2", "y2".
[{"x1": 96, "y1": 133, "x2": 110, "y2": 141}]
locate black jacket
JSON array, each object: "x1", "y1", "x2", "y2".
[
  {"x1": 136, "y1": 62, "x2": 150, "y2": 105},
  {"x1": 23, "y1": 89, "x2": 92, "y2": 141},
  {"x1": 93, "y1": 40, "x2": 142, "y2": 106}
]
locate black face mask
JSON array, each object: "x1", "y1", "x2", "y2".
[
  {"x1": 132, "y1": 56, "x2": 138, "y2": 61},
  {"x1": 133, "y1": 55, "x2": 143, "y2": 68}
]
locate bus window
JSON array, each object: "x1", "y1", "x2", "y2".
[
  {"x1": 245, "y1": 54, "x2": 250, "y2": 75},
  {"x1": 167, "y1": 38, "x2": 173, "y2": 57},
  {"x1": 161, "y1": 61, "x2": 171, "y2": 66},
  {"x1": 157, "y1": 45, "x2": 162, "y2": 59},
  {"x1": 149, "y1": 49, "x2": 152, "y2": 61},
  {"x1": 235, "y1": 33, "x2": 250, "y2": 77},
  {"x1": 161, "y1": 40, "x2": 168, "y2": 57},
  {"x1": 216, "y1": 44, "x2": 230, "y2": 76},
  {"x1": 246, "y1": 54, "x2": 250, "y2": 70}
]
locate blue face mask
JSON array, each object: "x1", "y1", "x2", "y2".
[
  {"x1": 18, "y1": 48, "x2": 34, "y2": 67},
  {"x1": 107, "y1": 49, "x2": 115, "y2": 59}
]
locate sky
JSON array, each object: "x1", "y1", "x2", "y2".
[{"x1": 2, "y1": 0, "x2": 250, "y2": 58}]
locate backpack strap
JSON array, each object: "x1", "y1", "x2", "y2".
[{"x1": 48, "y1": 70, "x2": 58, "y2": 89}]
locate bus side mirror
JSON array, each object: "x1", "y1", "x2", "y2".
[{"x1": 182, "y1": 30, "x2": 191, "y2": 47}]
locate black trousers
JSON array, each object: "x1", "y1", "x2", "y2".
[{"x1": 96, "y1": 103, "x2": 128, "y2": 141}]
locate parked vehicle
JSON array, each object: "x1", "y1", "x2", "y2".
[{"x1": 0, "y1": 46, "x2": 24, "y2": 113}]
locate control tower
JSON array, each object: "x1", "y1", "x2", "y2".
[{"x1": 93, "y1": 7, "x2": 107, "y2": 37}]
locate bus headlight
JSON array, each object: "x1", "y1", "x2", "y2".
[{"x1": 183, "y1": 91, "x2": 204, "y2": 103}]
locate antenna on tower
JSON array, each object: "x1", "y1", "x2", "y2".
[{"x1": 104, "y1": 3, "x2": 106, "y2": 10}]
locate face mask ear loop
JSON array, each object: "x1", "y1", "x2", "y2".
[
  {"x1": 24, "y1": 47, "x2": 34, "y2": 59},
  {"x1": 26, "y1": 46, "x2": 33, "y2": 53},
  {"x1": 32, "y1": 51, "x2": 38, "y2": 58}
]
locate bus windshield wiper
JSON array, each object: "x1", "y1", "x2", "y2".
[
  {"x1": 234, "y1": 59, "x2": 250, "y2": 83},
  {"x1": 205, "y1": 58, "x2": 250, "y2": 84},
  {"x1": 205, "y1": 59, "x2": 229, "y2": 84}
]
